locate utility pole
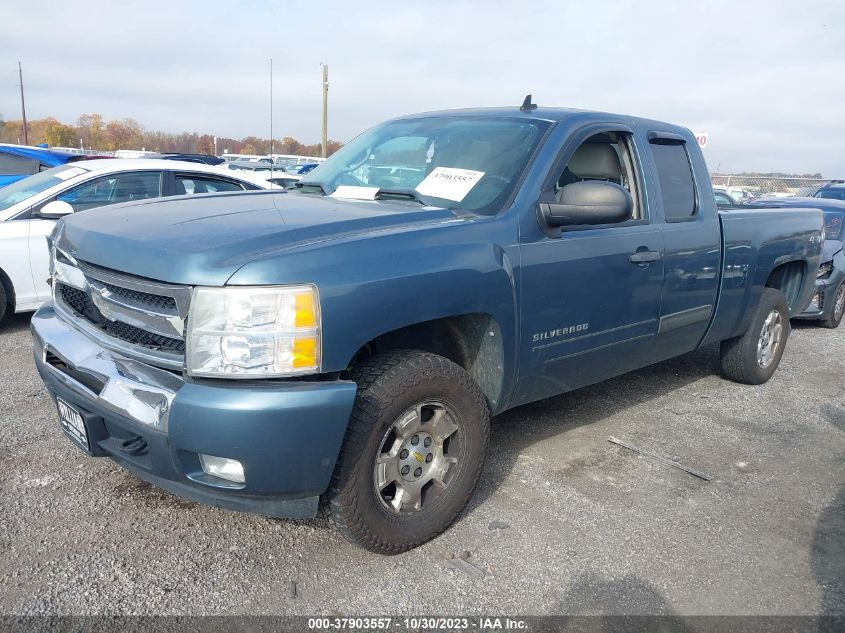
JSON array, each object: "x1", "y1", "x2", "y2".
[
  {"x1": 321, "y1": 63, "x2": 329, "y2": 158},
  {"x1": 269, "y1": 57, "x2": 274, "y2": 177},
  {"x1": 18, "y1": 62, "x2": 28, "y2": 146}
]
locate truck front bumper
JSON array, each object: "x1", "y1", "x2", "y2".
[{"x1": 31, "y1": 304, "x2": 357, "y2": 519}]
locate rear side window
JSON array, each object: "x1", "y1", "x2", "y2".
[
  {"x1": 175, "y1": 176, "x2": 245, "y2": 195},
  {"x1": 0, "y1": 153, "x2": 40, "y2": 176},
  {"x1": 651, "y1": 141, "x2": 697, "y2": 221}
]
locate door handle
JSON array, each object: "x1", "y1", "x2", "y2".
[{"x1": 629, "y1": 250, "x2": 661, "y2": 264}]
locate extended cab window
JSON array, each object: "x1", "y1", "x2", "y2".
[
  {"x1": 553, "y1": 131, "x2": 642, "y2": 221},
  {"x1": 650, "y1": 141, "x2": 697, "y2": 221},
  {"x1": 57, "y1": 171, "x2": 162, "y2": 212}
]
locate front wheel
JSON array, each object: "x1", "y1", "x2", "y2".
[
  {"x1": 821, "y1": 282, "x2": 844, "y2": 329},
  {"x1": 326, "y1": 350, "x2": 490, "y2": 554},
  {"x1": 720, "y1": 287, "x2": 791, "y2": 385}
]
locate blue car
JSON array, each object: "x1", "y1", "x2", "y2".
[
  {"x1": 813, "y1": 181, "x2": 845, "y2": 201},
  {"x1": 0, "y1": 144, "x2": 92, "y2": 187},
  {"x1": 750, "y1": 197, "x2": 845, "y2": 328}
]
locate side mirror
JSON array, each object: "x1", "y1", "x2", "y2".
[
  {"x1": 37, "y1": 200, "x2": 75, "y2": 219},
  {"x1": 540, "y1": 181, "x2": 633, "y2": 231}
]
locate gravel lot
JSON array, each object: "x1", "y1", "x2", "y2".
[{"x1": 0, "y1": 311, "x2": 842, "y2": 616}]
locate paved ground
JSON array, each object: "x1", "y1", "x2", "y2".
[{"x1": 0, "y1": 311, "x2": 842, "y2": 616}]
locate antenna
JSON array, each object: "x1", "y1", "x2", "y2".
[{"x1": 520, "y1": 94, "x2": 537, "y2": 113}]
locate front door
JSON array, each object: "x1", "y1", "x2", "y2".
[{"x1": 513, "y1": 128, "x2": 665, "y2": 406}]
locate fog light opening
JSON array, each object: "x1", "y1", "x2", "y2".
[{"x1": 199, "y1": 454, "x2": 245, "y2": 484}]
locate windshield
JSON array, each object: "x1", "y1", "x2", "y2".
[
  {"x1": 824, "y1": 211, "x2": 844, "y2": 240},
  {"x1": 0, "y1": 164, "x2": 90, "y2": 213},
  {"x1": 303, "y1": 116, "x2": 550, "y2": 213},
  {"x1": 815, "y1": 187, "x2": 845, "y2": 201}
]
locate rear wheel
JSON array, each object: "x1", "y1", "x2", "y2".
[
  {"x1": 821, "y1": 282, "x2": 844, "y2": 329},
  {"x1": 720, "y1": 287, "x2": 790, "y2": 385},
  {"x1": 326, "y1": 350, "x2": 490, "y2": 554}
]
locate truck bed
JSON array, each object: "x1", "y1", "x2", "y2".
[{"x1": 702, "y1": 206, "x2": 823, "y2": 346}]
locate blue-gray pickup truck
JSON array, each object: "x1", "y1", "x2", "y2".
[{"x1": 32, "y1": 104, "x2": 823, "y2": 553}]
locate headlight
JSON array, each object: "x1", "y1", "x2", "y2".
[
  {"x1": 186, "y1": 285, "x2": 321, "y2": 378},
  {"x1": 817, "y1": 261, "x2": 833, "y2": 279}
]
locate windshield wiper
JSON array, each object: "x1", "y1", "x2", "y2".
[
  {"x1": 374, "y1": 188, "x2": 433, "y2": 206},
  {"x1": 295, "y1": 181, "x2": 327, "y2": 194}
]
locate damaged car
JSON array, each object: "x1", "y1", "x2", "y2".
[{"x1": 750, "y1": 197, "x2": 845, "y2": 328}]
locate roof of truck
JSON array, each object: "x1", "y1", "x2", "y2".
[{"x1": 391, "y1": 106, "x2": 692, "y2": 136}]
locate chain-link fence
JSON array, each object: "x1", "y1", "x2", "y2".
[{"x1": 709, "y1": 175, "x2": 841, "y2": 202}]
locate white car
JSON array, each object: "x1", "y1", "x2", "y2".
[{"x1": 0, "y1": 159, "x2": 275, "y2": 322}]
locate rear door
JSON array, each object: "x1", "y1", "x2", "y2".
[
  {"x1": 644, "y1": 133, "x2": 721, "y2": 362},
  {"x1": 0, "y1": 217, "x2": 38, "y2": 310}
]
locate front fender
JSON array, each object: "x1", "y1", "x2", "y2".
[{"x1": 227, "y1": 217, "x2": 520, "y2": 397}]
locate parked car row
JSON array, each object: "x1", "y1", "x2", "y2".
[
  {"x1": 712, "y1": 180, "x2": 845, "y2": 208},
  {"x1": 221, "y1": 152, "x2": 325, "y2": 174},
  {"x1": 0, "y1": 144, "x2": 323, "y2": 188}
]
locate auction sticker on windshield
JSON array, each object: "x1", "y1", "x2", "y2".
[{"x1": 415, "y1": 167, "x2": 484, "y2": 202}]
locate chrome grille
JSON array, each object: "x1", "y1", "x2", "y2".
[
  {"x1": 60, "y1": 284, "x2": 100, "y2": 321},
  {"x1": 53, "y1": 257, "x2": 191, "y2": 370},
  {"x1": 102, "y1": 319, "x2": 185, "y2": 354},
  {"x1": 59, "y1": 283, "x2": 185, "y2": 354},
  {"x1": 98, "y1": 282, "x2": 178, "y2": 314}
]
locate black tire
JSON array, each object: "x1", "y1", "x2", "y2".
[
  {"x1": 821, "y1": 281, "x2": 844, "y2": 329},
  {"x1": 326, "y1": 350, "x2": 490, "y2": 554},
  {"x1": 720, "y1": 287, "x2": 791, "y2": 385}
]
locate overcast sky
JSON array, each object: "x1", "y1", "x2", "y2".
[{"x1": 1, "y1": 0, "x2": 843, "y2": 175}]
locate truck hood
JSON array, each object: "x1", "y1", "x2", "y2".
[{"x1": 56, "y1": 191, "x2": 457, "y2": 285}]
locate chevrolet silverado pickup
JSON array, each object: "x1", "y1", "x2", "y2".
[{"x1": 32, "y1": 104, "x2": 823, "y2": 554}]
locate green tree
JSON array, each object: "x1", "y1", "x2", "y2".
[
  {"x1": 43, "y1": 119, "x2": 77, "y2": 147},
  {"x1": 77, "y1": 113, "x2": 105, "y2": 149}
]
